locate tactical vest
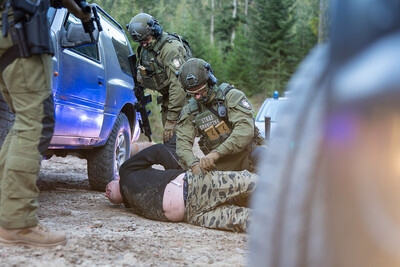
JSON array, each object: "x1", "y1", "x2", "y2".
[
  {"x1": 187, "y1": 83, "x2": 264, "y2": 155},
  {"x1": 186, "y1": 83, "x2": 231, "y2": 154},
  {"x1": 138, "y1": 32, "x2": 192, "y2": 94}
]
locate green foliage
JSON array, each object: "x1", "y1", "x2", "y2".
[
  {"x1": 92, "y1": 0, "x2": 319, "y2": 138},
  {"x1": 247, "y1": 0, "x2": 296, "y2": 95},
  {"x1": 225, "y1": 24, "x2": 254, "y2": 93}
]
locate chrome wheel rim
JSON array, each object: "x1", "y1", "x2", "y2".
[{"x1": 115, "y1": 131, "x2": 128, "y2": 177}]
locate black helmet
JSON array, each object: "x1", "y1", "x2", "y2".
[
  {"x1": 127, "y1": 13, "x2": 163, "y2": 42},
  {"x1": 178, "y1": 58, "x2": 218, "y2": 92}
]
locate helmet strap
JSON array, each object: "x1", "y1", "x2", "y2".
[{"x1": 201, "y1": 86, "x2": 217, "y2": 104}]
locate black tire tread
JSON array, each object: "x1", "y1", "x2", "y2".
[{"x1": 87, "y1": 113, "x2": 131, "y2": 191}]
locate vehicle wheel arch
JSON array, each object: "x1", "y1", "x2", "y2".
[{"x1": 120, "y1": 103, "x2": 137, "y2": 135}]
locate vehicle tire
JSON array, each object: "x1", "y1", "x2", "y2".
[
  {"x1": 87, "y1": 113, "x2": 131, "y2": 191},
  {"x1": 0, "y1": 93, "x2": 15, "y2": 148}
]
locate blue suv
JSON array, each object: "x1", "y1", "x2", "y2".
[{"x1": 0, "y1": 5, "x2": 140, "y2": 191}]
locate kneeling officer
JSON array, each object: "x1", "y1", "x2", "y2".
[{"x1": 176, "y1": 58, "x2": 264, "y2": 175}]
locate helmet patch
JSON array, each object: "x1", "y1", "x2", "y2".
[{"x1": 185, "y1": 73, "x2": 199, "y2": 87}]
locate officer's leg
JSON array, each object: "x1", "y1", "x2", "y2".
[
  {"x1": 0, "y1": 130, "x2": 12, "y2": 201},
  {"x1": 0, "y1": 52, "x2": 54, "y2": 229},
  {"x1": 0, "y1": 32, "x2": 14, "y2": 201},
  {"x1": 249, "y1": 146, "x2": 268, "y2": 171}
]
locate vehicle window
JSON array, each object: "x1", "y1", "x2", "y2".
[
  {"x1": 111, "y1": 37, "x2": 131, "y2": 75},
  {"x1": 64, "y1": 13, "x2": 99, "y2": 61},
  {"x1": 106, "y1": 22, "x2": 132, "y2": 75}
]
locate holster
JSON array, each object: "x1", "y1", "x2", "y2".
[{"x1": 7, "y1": 0, "x2": 53, "y2": 58}]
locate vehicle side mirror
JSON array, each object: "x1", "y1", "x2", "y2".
[{"x1": 60, "y1": 23, "x2": 99, "y2": 48}]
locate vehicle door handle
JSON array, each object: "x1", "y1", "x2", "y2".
[{"x1": 98, "y1": 76, "x2": 104, "y2": 86}]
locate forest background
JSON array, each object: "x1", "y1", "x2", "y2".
[{"x1": 91, "y1": 0, "x2": 330, "y2": 142}]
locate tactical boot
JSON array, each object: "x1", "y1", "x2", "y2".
[{"x1": 0, "y1": 224, "x2": 67, "y2": 247}]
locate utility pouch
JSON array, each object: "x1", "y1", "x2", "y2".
[
  {"x1": 204, "y1": 125, "x2": 219, "y2": 141},
  {"x1": 25, "y1": 8, "x2": 52, "y2": 55},
  {"x1": 214, "y1": 121, "x2": 231, "y2": 135},
  {"x1": 11, "y1": 22, "x2": 30, "y2": 57},
  {"x1": 198, "y1": 138, "x2": 212, "y2": 155}
]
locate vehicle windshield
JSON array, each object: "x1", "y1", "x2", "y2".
[{"x1": 256, "y1": 98, "x2": 288, "y2": 122}]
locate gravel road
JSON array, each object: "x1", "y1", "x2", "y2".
[{"x1": 0, "y1": 148, "x2": 247, "y2": 267}]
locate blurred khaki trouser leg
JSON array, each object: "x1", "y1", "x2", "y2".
[{"x1": 0, "y1": 33, "x2": 54, "y2": 229}]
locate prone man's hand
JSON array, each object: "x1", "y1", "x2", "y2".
[
  {"x1": 200, "y1": 151, "x2": 220, "y2": 171},
  {"x1": 62, "y1": 0, "x2": 92, "y2": 22}
]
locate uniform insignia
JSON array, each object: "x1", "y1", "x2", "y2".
[
  {"x1": 240, "y1": 99, "x2": 252, "y2": 110},
  {"x1": 173, "y1": 58, "x2": 181, "y2": 69}
]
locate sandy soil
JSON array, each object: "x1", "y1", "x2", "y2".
[{"x1": 0, "y1": 146, "x2": 247, "y2": 267}]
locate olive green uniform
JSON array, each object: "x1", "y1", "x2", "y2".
[
  {"x1": 138, "y1": 32, "x2": 187, "y2": 125},
  {"x1": 177, "y1": 83, "x2": 262, "y2": 171},
  {"x1": 0, "y1": 5, "x2": 55, "y2": 229}
]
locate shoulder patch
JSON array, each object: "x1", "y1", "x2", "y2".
[
  {"x1": 172, "y1": 58, "x2": 181, "y2": 69},
  {"x1": 239, "y1": 98, "x2": 253, "y2": 110}
]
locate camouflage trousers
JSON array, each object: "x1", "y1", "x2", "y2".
[{"x1": 184, "y1": 170, "x2": 257, "y2": 232}]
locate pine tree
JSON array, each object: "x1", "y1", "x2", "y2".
[
  {"x1": 249, "y1": 0, "x2": 295, "y2": 95},
  {"x1": 225, "y1": 24, "x2": 253, "y2": 93},
  {"x1": 290, "y1": 0, "x2": 319, "y2": 72}
]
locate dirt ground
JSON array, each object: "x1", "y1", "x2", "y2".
[{"x1": 0, "y1": 145, "x2": 248, "y2": 267}]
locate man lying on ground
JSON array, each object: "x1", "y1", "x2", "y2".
[{"x1": 105, "y1": 144, "x2": 257, "y2": 232}]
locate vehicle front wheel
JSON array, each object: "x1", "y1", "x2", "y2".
[{"x1": 87, "y1": 113, "x2": 131, "y2": 191}]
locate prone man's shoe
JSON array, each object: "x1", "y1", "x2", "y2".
[{"x1": 0, "y1": 224, "x2": 67, "y2": 247}]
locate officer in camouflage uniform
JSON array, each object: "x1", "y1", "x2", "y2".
[
  {"x1": 176, "y1": 58, "x2": 264, "y2": 174},
  {"x1": 127, "y1": 13, "x2": 191, "y2": 155},
  {"x1": 0, "y1": 0, "x2": 91, "y2": 247},
  {"x1": 105, "y1": 143, "x2": 256, "y2": 232}
]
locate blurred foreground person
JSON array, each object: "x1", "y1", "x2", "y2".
[
  {"x1": 0, "y1": 0, "x2": 91, "y2": 247},
  {"x1": 105, "y1": 144, "x2": 256, "y2": 232},
  {"x1": 249, "y1": 0, "x2": 400, "y2": 266}
]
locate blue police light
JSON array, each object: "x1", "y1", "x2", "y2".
[{"x1": 273, "y1": 91, "x2": 279, "y2": 99}]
